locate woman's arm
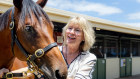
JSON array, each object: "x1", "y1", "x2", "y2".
[
  {"x1": 74, "y1": 53, "x2": 97, "y2": 79},
  {"x1": 76, "y1": 60, "x2": 96, "y2": 79}
]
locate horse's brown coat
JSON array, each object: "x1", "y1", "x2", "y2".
[{"x1": 0, "y1": 0, "x2": 67, "y2": 78}]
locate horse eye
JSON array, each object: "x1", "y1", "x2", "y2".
[{"x1": 25, "y1": 25, "x2": 33, "y2": 32}]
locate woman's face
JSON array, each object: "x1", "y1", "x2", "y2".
[{"x1": 66, "y1": 23, "x2": 84, "y2": 47}]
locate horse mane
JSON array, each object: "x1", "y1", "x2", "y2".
[
  {"x1": 0, "y1": 0, "x2": 52, "y2": 31},
  {"x1": 0, "y1": 8, "x2": 12, "y2": 31}
]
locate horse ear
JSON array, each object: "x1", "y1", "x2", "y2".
[
  {"x1": 36, "y1": 0, "x2": 48, "y2": 8},
  {"x1": 13, "y1": 0, "x2": 23, "y2": 10}
]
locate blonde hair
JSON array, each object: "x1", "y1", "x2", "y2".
[{"x1": 62, "y1": 16, "x2": 95, "y2": 51}]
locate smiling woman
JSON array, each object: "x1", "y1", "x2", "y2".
[{"x1": 59, "y1": 16, "x2": 97, "y2": 79}]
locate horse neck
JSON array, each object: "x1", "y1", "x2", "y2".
[{"x1": 0, "y1": 21, "x2": 15, "y2": 69}]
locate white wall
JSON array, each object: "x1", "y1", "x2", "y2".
[
  {"x1": 132, "y1": 57, "x2": 140, "y2": 75},
  {"x1": 106, "y1": 58, "x2": 120, "y2": 79}
]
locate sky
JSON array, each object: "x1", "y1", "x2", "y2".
[{"x1": 35, "y1": 0, "x2": 140, "y2": 27}]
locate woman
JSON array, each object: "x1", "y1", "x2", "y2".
[{"x1": 59, "y1": 16, "x2": 97, "y2": 79}]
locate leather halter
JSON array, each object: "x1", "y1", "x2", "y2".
[{"x1": 9, "y1": 7, "x2": 57, "y2": 72}]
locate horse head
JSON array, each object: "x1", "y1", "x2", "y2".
[{"x1": 10, "y1": 0, "x2": 67, "y2": 78}]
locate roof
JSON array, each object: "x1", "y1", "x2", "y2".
[{"x1": 0, "y1": 0, "x2": 140, "y2": 35}]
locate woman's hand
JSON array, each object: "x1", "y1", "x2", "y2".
[{"x1": 0, "y1": 68, "x2": 9, "y2": 78}]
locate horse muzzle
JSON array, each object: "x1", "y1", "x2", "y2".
[{"x1": 40, "y1": 64, "x2": 67, "y2": 79}]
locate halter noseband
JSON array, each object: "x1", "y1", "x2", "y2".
[{"x1": 10, "y1": 7, "x2": 57, "y2": 72}]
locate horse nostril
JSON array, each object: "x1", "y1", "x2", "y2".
[
  {"x1": 55, "y1": 70, "x2": 66, "y2": 79},
  {"x1": 55, "y1": 70, "x2": 61, "y2": 79}
]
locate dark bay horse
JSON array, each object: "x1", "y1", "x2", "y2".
[{"x1": 0, "y1": 0, "x2": 67, "y2": 79}]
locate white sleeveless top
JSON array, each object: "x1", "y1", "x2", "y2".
[{"x1": 58, "y1": 46, "x2": 97, "y2": 79}]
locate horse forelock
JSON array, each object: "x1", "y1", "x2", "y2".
[
  {"x1": 18, "y1": 0, "x2": 52, "y2": 29},
  {"x1": 0, "y1": 0, "x2": 53, "y2": 32}
]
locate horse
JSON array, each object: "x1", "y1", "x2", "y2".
[{"x1": 0, "y1": 0, "x2": 67, "y2": 79}]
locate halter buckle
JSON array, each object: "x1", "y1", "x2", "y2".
[
  {"x1": 9, "y1": 21, "x2": 14, "y2": 29},
  {"x1": 35, "y1": 49, "x2": 44, "y2": 58},
  {"x1": 6, "y1": 72, "x2": 13, "y2": 79}
]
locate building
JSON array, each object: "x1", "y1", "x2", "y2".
[{"x1": 0, "y1": 0, "x2": 140, "y2": 79}]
